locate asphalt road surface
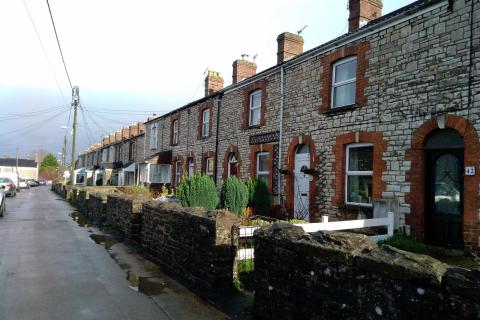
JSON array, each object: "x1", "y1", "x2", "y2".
[{"x1": 0, "y1": 186, "x2": 228, "y2": 320}]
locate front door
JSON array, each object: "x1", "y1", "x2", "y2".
[
  {"x1": 294, "y1": 151, "x2": 310, "y2": 221},
  {"x1": 426, "y1": 150, "x2": 463, "y2": 248}
]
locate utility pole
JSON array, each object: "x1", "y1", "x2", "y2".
[{"x1": 69, "y1": 86, "x2": 79, "y2": 186}]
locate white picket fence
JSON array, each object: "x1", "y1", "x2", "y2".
[{"x1": 236, "y1": 212, "x2": 394, "y2": 260}]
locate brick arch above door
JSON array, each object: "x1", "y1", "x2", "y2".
[
  {"x1": 405, "y1": 115, "x2": 480, "y2": 252},
  {"x1": 284, "y1": 135, "x2": 318, "y2": 221}
]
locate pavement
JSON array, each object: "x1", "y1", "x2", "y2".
[{"x1": 0, "y1": 186, "x2": 229, "y2": 320}]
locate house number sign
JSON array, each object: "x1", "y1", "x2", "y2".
[{"x1": 465, "y1": 166, "x2": 475, "y2": 176}]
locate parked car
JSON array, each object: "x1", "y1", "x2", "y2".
[
  {"x1": 38, "y1": 179, "x2": 47, "y2": 186},
  {"x1": 27, "y1": 179, "x2": 39, "y2": 187},
  {"x1": 0, "y1": 177, "x2": 16, "y2": 197},
  {"x1": 0, "y1": 173, "x2": 20, "y2": 192},
  {"x1": 0, "y1": 186, "x2": 5, "y2": 217},
  {"x1": 19, "y1": 179, "x2": 30, "y2": 189}
]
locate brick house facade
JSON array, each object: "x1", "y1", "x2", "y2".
[{"x1": 77, "y1": 0, "x2": 480, "y2": 251}]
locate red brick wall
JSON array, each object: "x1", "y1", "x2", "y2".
[
  {"x1": 319, "y1": 42, "x2": 370, "y2": 113},
  {"x1": 348, "y1": 0, "x2": 383, "y2": 33},
  {"x1": 232, "y1": 60, "x2": 257, "y2": 84},
  {"x1": 406, "y1": 115, "x2": 480, "y2": 252},
  {"x1": 277, "y1": 32, "x2": 304, "y2": 64},
  {"x1": 331, "y1": 132, "x2": 387, "y2": 206}
]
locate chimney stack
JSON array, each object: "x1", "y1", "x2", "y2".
[
  {"x1": 277, "y1": 32, "x2": 304, "y2": 64},
  {"x1": 129, "y1": 123, "x2": 139, "y2": 137},
  {"x1": 121, "y1": 127, "x2": 129, "y2": 140},
  {"x1": 232, "y1": 59, "x2": 257, "y2": 84},
  {"x1": 348, "y1": 0, "x2": 383, "y2": 33},
  {"x1": 204, "y1": 70, "x2": 224, "y2": 96}
]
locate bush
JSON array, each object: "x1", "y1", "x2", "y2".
[
  {"x1": 176, "y1": 173, "x2": 218, "y2": 210},
  {"x1": 220, "y1": 176, "x2": 249, "y2": 215},
  {"x1": 246, "y1": 177, "x2": 257, "y2": 207},
  {"x1": 252, "y1": 179, "x2": 271, "y2": 215},
  {"x1": 379, "y1": 234, "x2": 428, "y2": 254}
]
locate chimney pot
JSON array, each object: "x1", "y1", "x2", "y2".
[
  {"x1": 204, "y1": 70, "x2": 224, "y2": 96},
  {"x1": 277, "y1": 32, "x2": 304, "y2": 64},
  {"x1": 232, "y1": 59, "x2": 257, "y2": 84},
  {"x1": 348, "y1": 0, "x2": 383, "y2": 33}
]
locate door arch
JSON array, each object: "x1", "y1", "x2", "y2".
[{"x1": 425, "y1": 129, "x2": 464, "y2": 248}]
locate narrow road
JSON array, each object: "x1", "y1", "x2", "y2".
[{"x1": 0, "y1": 187, "x2": 228, "y2": 320}]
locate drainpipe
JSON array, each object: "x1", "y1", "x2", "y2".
[
  {"x1": 214, "y1": 93, "x2": 223, "y2": 186},
  {"x1": 278, "y1": 66, "x2": 285, "y2": 207}
]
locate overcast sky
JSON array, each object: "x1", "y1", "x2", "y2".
[{"x1": 0, "y1": 0, "x2": 415, "y2": 160}]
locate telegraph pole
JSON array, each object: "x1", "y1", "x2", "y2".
[{"x1": 69, "y1": 86, "x2": 79, "y2": 186}]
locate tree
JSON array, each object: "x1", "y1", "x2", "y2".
[{"x1": 39, "y1": 153, "x2": 60, "y2": 179}]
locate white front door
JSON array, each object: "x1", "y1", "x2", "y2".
[{"x1": 294, "y1": 153, "x2": 310, "y2": 220}]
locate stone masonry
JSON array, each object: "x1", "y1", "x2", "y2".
[
  {"x1": 141, "y1": 201, "x2": 240, "y2": 291},
  {"x1": 254, "y1": 223, "x2": 480, "y2": 320}
]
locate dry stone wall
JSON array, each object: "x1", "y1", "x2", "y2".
[
  {"x1": 105, "y1": 194, "x2": 146, "y2": 242},
  {"x1": 253, "y1": 224, "x2": 480, "y2": 320},
  {"x1": 141, "y1": 202, "x2": 240, "y2": 291}
]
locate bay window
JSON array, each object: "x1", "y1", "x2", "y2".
[{"x1": 345, "y1": 143, "x2": 373, "y2": 206}]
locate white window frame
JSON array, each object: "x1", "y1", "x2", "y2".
[
  {"x1": 201, "y1": 109, "x2": 210, "y2": 137},
  {"x1": 172, "y1": 120, "x2": 179, "y2": 145},
  {"x1": 345, "y1": 143, "x2": 373, "y2": 207},
  {"x1": 256, "y1": 152, "x2": 270, "y2": 184},
  {"x1": 331, "y1": 56, "x2": 357, "y2": 109},
  {"x1": 248, "y1": 90, "x2": 262, "y2": 127},
  {"x1": 175, "y1": 160, "x2": 182, "y2": 187},
  {"x1": 205, "y1": 157, "x2": 214, "y2": 178},
  {"x1": 150, "y1": 125, "x2": 157, "y2": 150}
]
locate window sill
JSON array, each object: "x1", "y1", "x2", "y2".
[
  {"x1": 324, "y1": 104, "x2": 358, "y2": 115},
  {"x1": 246, "y1": 125, "x2": 261, "y2": 130},
  {"x1": 339, "y1": 203, "x2": 373, "y2": 211}
]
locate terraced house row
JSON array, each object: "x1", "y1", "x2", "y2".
[{"x1": 76, "y1": 0, "x2": 480, "y2": 251}]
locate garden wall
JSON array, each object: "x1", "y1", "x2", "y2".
[
  {"x1": 88, "y1": 192, "x2": 108, "y2": 225},
  {"x1": 254, "y1": 224, "x2": 480, "y2": 320},
  {"x1": 105, "y1": 194, "x2": 147, "y2": 242},
  {"x1": 141, "y1": 201, "x2": 240, "y2": 291}
]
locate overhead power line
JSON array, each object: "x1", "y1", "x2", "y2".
[
  {"x1": 46, "y1": 0, "x2": 73, "y2": 89},
  {"x1": 22, "y1": 0, "x2": 69, "y2": 106}
]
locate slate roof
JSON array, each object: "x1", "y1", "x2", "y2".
[{"x1": 0, "y1": 158, "x2": 37, "y2": 168}]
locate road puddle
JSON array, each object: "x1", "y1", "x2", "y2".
[
  {"x1": 69, "y1": 211, "x2": 90, "y2": 228},
  {"x1": 89, "y1": 234, "x2": 118, "y2": 249},
  {"x1": 127, "y1": 271, "x2": 167, "y2": 295}
]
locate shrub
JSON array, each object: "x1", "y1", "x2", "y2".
[
  {"x1": 220, "y1": 176, "x2": 249, "y2": 215},
  {"x1": 246, "y1": 177, "x2": 257, "y2": 207},
  {"x1": 253, "y1": 179, "x2": 271, "y2": 216},
  {"x1": 176, "y1": 173, "x2": 218, "y2": 210}
]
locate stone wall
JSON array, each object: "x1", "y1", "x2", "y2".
[
  {"x1": 141, "y1": 202, "x2": 240, "y2": 291},
  {"x1": 105, "y1": 194, "x2": 147, "y2": 242},
  {"x1": 253, "y1": 224, "x2": 480, "y2": 320},
  {"x1": 88, "y1": 192, "x2": 108, "y2": 225}
]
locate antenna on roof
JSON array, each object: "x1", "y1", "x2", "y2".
[
  {"x1": 252, "y1": 54, "x2": 258, "y2": 62},
  {"x1": 241, "y1": 53, "x2": 249, "y2": 60},
  {"x1": 297, "y1": 25, "x2": 308, "y2": 35},
  {"x1": 203, "y1": 67, "x2": 208, "y2": 75}
]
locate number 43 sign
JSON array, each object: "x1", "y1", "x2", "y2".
[{"x1": 465, "y1": 166, "x2": 475, "y2": 176}]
